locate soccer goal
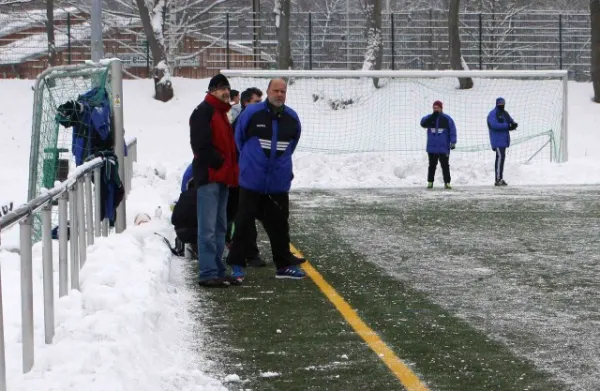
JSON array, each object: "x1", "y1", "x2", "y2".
[
  {"x1": 28, "y1": 59, "x2": 126, "y2": 240},
  {"x1": 220, "y1": 69, "x2": 568, "y2": 164}
]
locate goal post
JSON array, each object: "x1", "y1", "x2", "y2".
[
  {"x1": 221, "y1": 69, "x2": 569, "y2": 164},
  {"x1": 28, "y1": 59, "x2": 126, "y2": 240}
]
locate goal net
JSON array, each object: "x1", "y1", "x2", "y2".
[
  {"x1": 221, "y1": 70, "x2": 568, "y2": 164},
  {"x1": 28, "y1": 61, "x2": 123, "y2": 241}
]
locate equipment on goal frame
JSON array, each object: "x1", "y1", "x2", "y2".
[
  {"x1": 220, "y1": 69, "x2": 568, "y2": 164},
  {"x1": 28, "y1": 59, "x2": 126, "y2": 241}
]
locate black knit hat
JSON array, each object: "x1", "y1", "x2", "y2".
[{"x1": 208, "y1": 74, "x2": 230, "y2": 91}]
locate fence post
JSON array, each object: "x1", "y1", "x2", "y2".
[
  {"x1": 77, "y1": 177, "x2": 87, "y2": 267},
  {"x1": 226, "y1": 13, "x2": 230, "y2": 69},
  {"x1": 145, "y1": 40, "x2": 150, "y2": 78},
  {"x1": 111, "y1": 59, "x2": 126, "y2": 234},
  {"x1": 20, "y1": 215, "x2": 34, "y2": 373},
  {"x1": 41, "y1": 204, "x2": 55, "y2": 344},
  {"x1": 69, "y1": 185, "x2": 79, "y2": 290},
  {"x1": 308, "y1": 13, "x2": 313, "y2": 70},
  {"x1": 85, "y1": 174, "x2": 94, "y2": 246},
  {"x1": 94, "y1": 167, "x2": 102, "y2": 237},
  {"x1": 479, "y1": 13, "x2": 483, "y2": 70},
  {"x1": 390, "y1": 12, "x2": 395, "y2": 70},
  {"x1": 58, "y1": 192, "x2": 69, "y2": 297},
  {"x1": 558, "y1": 14, "x2": 563, "y2": 70},
  {"x1": 0, "y1": 263, "x2": 5, "y2": 391},
  {"x1": 67, "y1": 13, "x2": 72, "y2": 64}
]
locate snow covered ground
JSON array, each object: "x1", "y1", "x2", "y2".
[{"x1": 1, "y1": 75, "x2": 600, "y2": 390}]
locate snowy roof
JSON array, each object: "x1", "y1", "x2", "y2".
[
  {"x1": 0, "y1": 16, "x2": 138, "y2": 65},
  {"x1": 0, "y1": 7, "x2": 81, "y2": 39}
]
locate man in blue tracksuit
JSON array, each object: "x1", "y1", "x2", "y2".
[
  {"x1": 420, "y1": 100, "x2": 457, "y2": 189},
  {"x1": 227, "y1": 78, "x2": 306, "y2": 283},
  {"x1": 487, "y1": 97, "x2": 518, "y2": 186}
]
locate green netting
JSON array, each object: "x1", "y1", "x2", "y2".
[{"x1": 28, "y1": 65, "x2": 112, "y2": 241}]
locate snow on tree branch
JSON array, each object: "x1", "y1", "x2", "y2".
[{"x1": 274, "y1": 0, "x2": 282, "y2": 28}]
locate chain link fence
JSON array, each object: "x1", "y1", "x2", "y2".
[{"x1": 0, "y1": 10, "x2": 591, "y2": 80}]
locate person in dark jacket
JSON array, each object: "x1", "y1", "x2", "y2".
[
  {"x1": 190, "y1": 74, "x2": 239, "y2": 288},
  {"x1": 227, "y1": 78, "x2": 306, "y2": 283},
  {"x1": 420, "y1": 100, "x2": 457, "y2": 189},
  {"x1": 487, "y1": 97, "x2": 517, "y2": 186},
  {"x1": 226, "y1": 87, "x2": 265, "y2": 267}
]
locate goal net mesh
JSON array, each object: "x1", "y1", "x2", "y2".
[{"x1": 224, "y1": 74, "x2": 564, "y2": 164}]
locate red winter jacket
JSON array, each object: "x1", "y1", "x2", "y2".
[{"x1": 189, "y1": 94, "x2": 239, "y2": 187}]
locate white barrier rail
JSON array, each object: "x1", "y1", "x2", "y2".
[{"x1": 0, "y1": 137, "x2": 137, "y2": 391}]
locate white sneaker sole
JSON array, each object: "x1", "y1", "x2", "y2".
[{"x1": 275, "y1": 275, "x2": 306, "y2": 280}]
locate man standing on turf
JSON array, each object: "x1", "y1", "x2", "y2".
[
  {"x1": 487, "y1": 97, "x2": 517, "y2": 186},
  {"x1": 190, "y1": 74, "x2": 239, "y2": 287},
  {"x1": 227, "y1": 78, "x2": 306, "y2": 284},
  {"x1": 420, "y1": 100, "x2": 457, "y2": 189}
]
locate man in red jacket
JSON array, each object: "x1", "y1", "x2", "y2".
[{"x1": 190, "y1": 74, "x2": 239, "y2": 287}]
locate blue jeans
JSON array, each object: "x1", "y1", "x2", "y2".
[{"x1": 197, "y1": 183, "x2": 229, "y2": 281}]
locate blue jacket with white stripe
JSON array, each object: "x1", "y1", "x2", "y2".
[
  {"x1": 420, "y1": 112, "x2": 457, "y2": 154},
  {"x1": 235, "y1": 100, "x2": 301, "y2": 194}
]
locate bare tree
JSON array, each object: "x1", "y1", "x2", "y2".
[
  {"x1": 275, "y1": 0, "x2": 293, "y2": 69},
  {"x1": 46, "y1": 0, "x2": 57, "y2": 67},
  {"x1": 592, "y1": 0, "x2": 600, "y2": 102},
  {"x1": 361, "y1": 0, "x2": 383, "y2": 87},
  {"x1": 448, "y1": 0, "x2": 472, "y2": 89}
]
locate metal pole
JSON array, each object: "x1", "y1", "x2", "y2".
[
  {"x1": 558, "y1": 14, "x2": 563, "y2": 70},
  {"x1": 390, "y1": 13, "x2": 395, "y2": 70},
  {"x1": 41, "y1": 204, "x2": 55, "y2": 344},
  {"x1": 69, "y1": 186, "x2": 79, "y2": 290},
  {"x1": 146, "y1": 41, "x2": 150, "y2": 78},
  {"x1": 20, "y1": 215, "x2": 34, "y2": 373},
  {"x1": 77, "y1": 178, "x2": 86, "y2": 267},
  {"x1": 346, "y1": 0, "x2": 350, "y2": 69},
  {"x1": 308, "y1": 13, "x2": 312, "y2": 70},
  {"x1": 85, "y1": 174, "x2": 94, "y2": 246},
  {"x1": 479, "y1": 13, "x2": 483, "y2": 70},
  {"x1": 90, "y1": 0, "x2": 104, "y2": 62},
  {"x1": 102, "y1": 219, "x2": 109, "y2": 237},
  {"x1": 226, "y1": 13, "x2": 230, "y2": 69},
  {"x1": 58, "y1": 192, "x2": 68, "y2": 297},
  {"x1": 561, "y1": 73, "x2": 569, "y2": 162},
  {"x1": 67, "y1": 12, "x2": 72, "y2": 64},
  {"x1": 94, "y1": 167, "x2": 102, "y2": 237},
  {"x1": 0, "y1": 265, "x2": 6, "y2": 391},
  {"x1": 111, "y1": 59, "x2": 127, "y2": 233}
]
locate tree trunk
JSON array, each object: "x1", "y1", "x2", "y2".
[
  {"x1": 46, "y1": 0, "x2": 56, "y2": 67},
  {"x1": 276, "y1": 0, "x2": 293, "y2": 69},
  {"x1": 135, "y1": 0, "x2": 174, "y2": 102},
  {"x1": 592, "y1": 0, "x2": 600, "y2": 102},
  {"x1": 448, "y1": 0, "x2": 473, "y2": 89},
  {"x1": 362, "y1": 0, "x2": 383, "y2": 88}
]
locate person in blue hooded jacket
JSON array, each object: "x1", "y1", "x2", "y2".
[
  {"x1": 487, "y1": 97, "x2": 518, "y2": 186},
  {"x1": 226, "y1": 78, "x2": 306, "y2": 283},
  {"x1": 420, "y1": 100, "x2": 457, "y2": 189}
]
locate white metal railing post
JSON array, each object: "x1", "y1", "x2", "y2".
[
  {"x1": 41, "y1": 204, "x2": 55, "y2": 344},
  {"x1": 0, "y1": 264, "x2": 6, "y2": 391},
  {"x1": 19, "y1": 215, "x2": 34, "y2": 373},
  {"x1": 111, "y1": 59, "x2": 127, "y2": 233},
  {"x1": 58, "y1": 192, "x2": 69, "y2": 297},
  {"x1": 85, "y1": 173, "x2": 94, "y2": 246},
  {"x1": 93, "y1": 167, "x2": 102, "y2": 237},
  {"x1": 102, "y1": 219, "x2": 109, "y2": 237},
  {"x1": 76, "y1": 177, "x2": 87, "y2": 267},
  {"x1": 69, "y1": 185, "x2": 79, "y2": 290}
]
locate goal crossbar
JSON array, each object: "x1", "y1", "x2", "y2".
[{"x1": 221, "y1": 69, "x2": 569, "y2": 79}]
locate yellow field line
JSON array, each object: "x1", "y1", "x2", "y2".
[{"x1": 290, "y1": 244, "x2": 430, "y2": 391}]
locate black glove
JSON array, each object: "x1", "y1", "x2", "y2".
[
  {"x1": 450, "y1": 143, "x2": 456, "y2": 150},
  {"x1": 509, "y1": 122, "x2": 518, "y2": 131}
]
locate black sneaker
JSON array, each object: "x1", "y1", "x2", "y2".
[
  {"x1": 246, "y1": 255, "x2": 267, "y2": 268},
  {"x1": 495, "y1": 179, "x2": 508, "y2": 186},
  {"x1": 198, "y1": 278, "x2": 230, "y2": 288}
]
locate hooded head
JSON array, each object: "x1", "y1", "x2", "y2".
[{"x1": 496, "y1": 97, "x2": 505, "y2": 111}]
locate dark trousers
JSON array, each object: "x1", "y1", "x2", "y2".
[
  {"x1": 227, "y1": 188, "x2": 290, "y2": 269},
  {"x1": 226, "y1": 186, "x2": 259, "y2": 259},
  {"x1": 428, "y1": 153, "x2": 451, "y2": 183},
  {"x1": 494, "y1": 147, "x2": 507, "y2": 181}
]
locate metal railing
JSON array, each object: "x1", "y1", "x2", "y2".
[{"x1": 0, "y1": 137, "x2": 137, "y2": 391}]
